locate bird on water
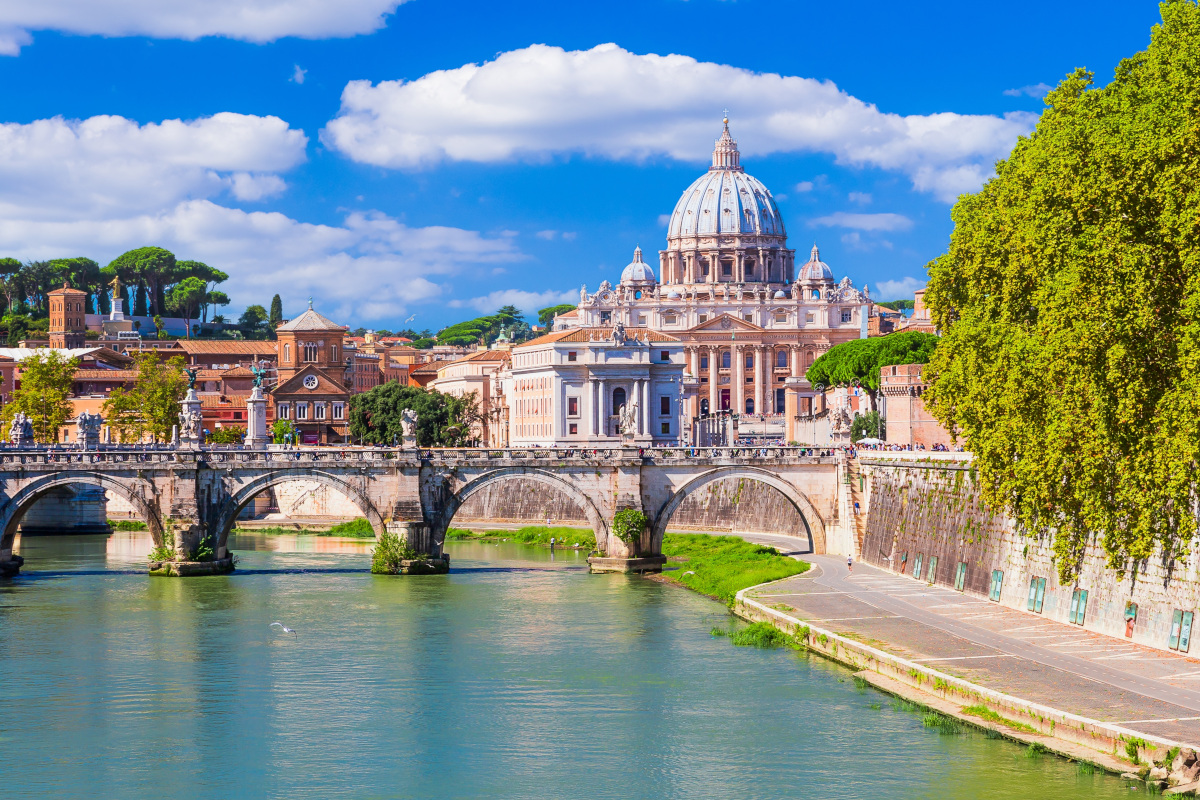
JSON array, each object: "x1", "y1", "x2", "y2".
[{"x1": 269, "y1": 622, "x2": 297, "y2": 634}]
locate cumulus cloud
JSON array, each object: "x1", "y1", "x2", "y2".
[
  {"x1": 291, "y1": 64, "x2": 307, "y2": 85},
  {"x1": 454, "y1": 288, "x2": 578, "y2": 315},
  {"x1": 876, "y1": 276, "x2": 927, "y2": 299},
  {"x1": 841, "y1": 232, "x2": 892, "y2": 252},
  {"x1": 809, "y1": 212, "x2": 913, "y2": 232},
  {"x1": 323, "y1": 43, "x2": 1037, "y2": 201},
  {"x1": 794, "y1": 181, "x2": 814, "y2": 193},
  {"x1": 0, "y1": 0, "x2": 409, "y2": 55},
  {"x1": 0, "y1": 201, "x2": 522, "y2": 322},
  {"x1": 0, "y1": 113, "x2": 306, "y2": 219},
  {"x1": 1003, "y1": 83, "x2": 1052, "y2": 99},
  {"x1": 847, "y1": 191, "x2": 871, "y2": 205}
]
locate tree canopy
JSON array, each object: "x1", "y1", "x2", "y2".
[
  {"x1": 348, "y1": 382, "x2": 480, "y2": 447},
  {"x1": 103, "y1": 353, "x2": 187, "y2": 443},
  {"x1": 537, "y1": 303, "x2": 575, "y2": 327},
  {"x1": 923, "y1": 0, "x2": 1200, "y2": 581},
  {"x1": 3, "y1": 351, "x2": 78, "y2": 442},
  {"x1": 435, "y1": 305, "x2": 529, "y2": 347},
  {"x1": 805, "y1": 331, "x2": 938, "y2": 409}
]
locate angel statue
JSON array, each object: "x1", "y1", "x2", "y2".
[
  {"x1": 250, "y1": 361, "x2": 267, "y2": 388},
  {"x1": 401, "y1": 408, "x2": 419, "y2": 440},
  {"x1": 618, "y1": 400, "x2": 639, "y2": 436},
  {"x1": 183, "y1": 367, "x2": 199, "y2": 390}
]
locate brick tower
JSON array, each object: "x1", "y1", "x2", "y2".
[{"x1": 49, "y1": 282, "x2": 88, "y2": 349}]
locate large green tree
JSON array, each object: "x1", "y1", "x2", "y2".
[
  {"x1": 103, "y1": 353, "x2": 187, "y2": 443},
  {"x1": 239, "y1": 304, "x2": 269, "y2": 339},
  {"x1": 537, "y1": 303, "x2": 575, "y2": 327},
  {"x1": 3, "y1": 351, "x2": 79, "y2": 443},
  {"x1": 269, "y1": 294, "x2": 283, "y2": 330},
  {"x1": 168, "y1": 276, "x2": 207, "y2": 338},
  {"x1": 106, "y1": 246, "x2": 176, "y2": 316},
  {"x1": 923, "y1": 0, "x2": 1200, "y2": 581},
  {"x1": 348, "y1": 382, "x2": 480, "y2": 447},
  {"x1": 48, "y1": 258, "x2": 103, "y2": 312},
  {"x1": 805, "y1": 331, "x2": 938, "y2": 411}
]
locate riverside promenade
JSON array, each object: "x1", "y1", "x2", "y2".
[{"x1": 730, "y1": 532, "x2": 1200, "y2": 756}]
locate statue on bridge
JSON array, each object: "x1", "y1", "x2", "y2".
[
  {"x1": 9, "y1": 412, "x2": 33, "y2": 446},
  {"x1": 250, "y1": 361, "x2": 267, "y2": 388},
  {"x1": 75, "y1": 411, "x2": 103, "y2": 449},
  {"x1": 183, "y1": 367, "x2": 199, "y2": 391},
  {"x1": 401, "y1": 408, "x2": 419, "y2": 448},
  {"x1": 618, "y1": 399, "x2": 639, "y2": 438},
  {"x1": 178, "y1": 407, "x2": 203, "y2": 445}
]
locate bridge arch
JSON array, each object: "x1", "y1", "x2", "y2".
[
  {"x1": 214, "y1": 469, "x2": 386, "y2": 551},
  {"x1": 0, "y1": 472, "x2": 164, "y2": 554},
  {"x1": 432, "y1": 467, "x2": 608, "y2": 553},
  {"x1": 650, "y1": 467, "x2": 824, "y2": 554}
]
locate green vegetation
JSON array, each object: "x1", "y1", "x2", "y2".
[
  {"x1": 806, "y1": 330, "x2": 938, "y2": 411},
  {"x1": 2, "y1": 350, "x2": 78, "y2": 442},
  {"x1": 537, "y1": 303, "x2": 576, "y2": 328},
  {"x1": 371, "y1": 530, "x2": 419, "y2": 574},
  {"x1": 109, "y1": 519, "x2": 147, "y2": 531},
  {"x1": 328, "y1": 518, "x2": 375, "y2": 538},
  {"x1": 208, "y1": 426, "x2": 245, "y2": 444},
  {"x1": 851, "y1": 411, "x2": 885, "y2": 443},
  {"x1": 147, "y1": 530, "x2": 175, "y2": 563},
  {"x1": 729, "y1": 621, "x2": 790, "y2": 648},
  {"x1": 435, "y1": 305, "x2": 530, "y2": 347},
  {"x1": 876, "y1": 299, "x2": 915, "y2": 312},
  {"x1": 1025, "y1": 742, "x2": 1048, "y2": 758},
  {"x1": 349, "y1": 382, "x2": 481, "y2": 447},
  {"x1": 445, "y1": 525, "x2": 596, "y2": 548},
  {"x1": 612, "y1": 508, "x2": 648, "y2": 545},
  {"x1": 922, "y1": 712, "x2": 962, "y2": 735},
  {"x1": 660, "y1": 533, "x2": 809, "y2": 605},
  {"x1": 923, "y1": 2, "x2": 1200, "y2": 580},
  {"x1": 961, "y1": 704, "x2": 1038, "y2": 734},
  {"x1": 103, "y1": 352, "x2": 188, "y2": 443},
  {"x1": 271, "y1": 419, "x2": 297, "y2": 444}
]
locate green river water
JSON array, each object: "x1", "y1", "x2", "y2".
[{"x1": 0, "y1": 531, "x2": 1140, "y2": 799}]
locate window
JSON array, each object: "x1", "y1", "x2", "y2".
[
  {"x1": 332, "y1": 402, "x2": 344, "y2": 420},
  {"x1": 296, "y1": 403, "x2": 309, "y2": 420},
  {"x1": 638, "y1": 315, "x2": 646, "y2": 325},
  {"x1": 664, "y1": 314, "x2": 677, "y2": 325},
  {"x1": 660, "y1": 350, "x2": 669, "y2": 361},
  {"x1": 912, "y1": 554, "x2": 923, "y2": 580},
  {"x1": 721, "y1": 351, "x2": 731, "y2": 369},
  {"x1": 805, "y1": 313, "x2": 815, "y2": 323},
  {"x1": 698, "y1": 314, "x2": 708, "y2": 323},
  {"x1": 332, "y1": 345, "x2": 338, "y2": 362},
  {"x1": 954, "y1": 562, "x2": 967, "y2": 591},
  {"x1": 722, "y1": 261, "x2": 732, "y2": 277},
  {"x1": 745, "y1": 398, "x2": 754, "y2": 414},
  {"x1": 315, "y1": 403, "x2": 326, "y2": 420},
  {"x1": 1068, "y1": 588, "x2": 1088, "y2": 625},
  {"x1": 660, "y1": 396, "x2": 670, "y2": 415},
  {"x1": 661, "y1": 422, "x2": 670, "y2": 435},
  {"x1": 775, "y1": 350, "x2": 788, "y2": 368},
  {"x1": 567, "y1": 351, "x2": 577, "y2": 362},
  {"x1": 284, "y1": 344, "x2": 290, "y2": 362},
  {"x1": 700, "y1": 355, "x2": 709, "y2": 369},
  {"x1": 278, "y1": 403, "x2": 290, "y2": 419},
  {"x1": 568, "y1": 397, "x2": 579, "y2": 417},
  {"x1": 745, "y1": 353, "x2": 753, "y2": 369},
  {"x1": 775, "y1": 313, "x2": 787, "y2": 323},
  {"x1": 743, "y1": 314, "x2": 753, "y2": 322},
  {"x1": 634, "y1": 291, "x2": 642, "y2": 300},
  {"x1": 926, "y1": 556, "x2": 938, "y2": 583},
  {"x1": 303, "y1": 342, "x2": 318, "y2": 362},
  {"x1": 1027, "y1": 576, "x2": 1047, "y2": 613},
  {"x1": 745, "y1": 261, "x2": 754, "y2": 278},
  {"x1": 989, "y1": 570, "x2": 1004, "y2": 601},
  {"x1": 775, "y1": 388, "x2": 785, "y2": 412},
  {"x1": 569, "y1": 423, "x2": 578, "y2": 435},
  {"x1": 612, "y1": 387, "x2": 626, "y2": 413},
  {"x1": 1169, "y1": 610, "x2": 1194, "y2": 652},
  {"x1": 813, "y1": 290, "x2": 820, "y2": 299},
  {"x1": 600, "y1": 311, "x2": 611, "y2": 324}
]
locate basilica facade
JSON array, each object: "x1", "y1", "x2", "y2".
[{"x1": 555, "y1": 120, "x2": 874, "y2": 437}]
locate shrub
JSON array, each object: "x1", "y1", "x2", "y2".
[
  {"x1": 729, "y1": 621, "x2": 789, "y2": 648},
  {"x1": 328, "y1": 518, "x2": 375, "y2": 538},
  {"x1": 207, "y1": 426, "x2": 245, "y2": 444},
  {"x1": 612, "y1": 508, "x2": 648, "y2": 545},
  {"x1": 371, "y1": 531, "x2": 419, "y2": 574},
  {"x1": 110, "y1": 519, "x2": 147, "y2": 531}
]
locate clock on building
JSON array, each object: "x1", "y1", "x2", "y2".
[{"x1": 303, "y1": 375, "x2": 319, "y2": 389}]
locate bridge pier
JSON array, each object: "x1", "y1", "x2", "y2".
[
  {"x1": 385, "y1": 520, "x2": 449, "y2": 574},
  {"x1": 0, "y1": 553, "x2": 22, "y2": 577}
]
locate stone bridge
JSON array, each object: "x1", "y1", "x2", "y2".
[{"x1": 0, "y1": 445, "x2": 850, "y2": 576}]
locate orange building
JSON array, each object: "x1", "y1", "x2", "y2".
[{"x1": 49, "y1": 282, "x2": 88, "y2": 349}]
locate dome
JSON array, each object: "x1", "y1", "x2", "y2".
[
  {"x1": 798, "y1": 244, "x2": 833, "y2": 282},
  {"x1": 773, "y1": 290, "x2": 786, "y2": 299},
  {"x1": 620, "y1": 246, "x2": 657, "y2": 284},
  {"x1": 666, "y1": 122, "x2": 786, "y2": 241}
]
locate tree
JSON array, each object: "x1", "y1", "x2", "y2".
[
  {"x1": 806, "y1": 331, "x2": 938, "y2": 411},
  {"x1": 239, "y1": 305, "x2": 269, "y2": 339},
  {"x1": 168, "y1": 276, "x2": 207, "y2": 339},
  {"x1": 851, "y1": 411, "x2": 885, "y2": 443},
  {"x1": 875, "y1": 300, "x2": 914, "y2": 312},
  {"x1": 153, "y1": 314, "x2": 169, "y2": 340},
  {"x1": 205, "y1": 290, "x2": 230, "y2": 324},
  {"x1": 269, "y1": 294, "x2": 283, "y2": 330},
  {"x1": 271, "y1": 419, "x2": 297, "y2": 444},
  {"x1": 0, "y1": 257, "x2": 20, "y2": 314},
  {"x1": 348, "y1": 382, "x2": 480, "y2": 446},
  {"x1": 922, "y1": 1, "x2": 1200, "y2": 582},
  {"x1": 208, "y1": 426, "x2": 245, "y2": 444},
  {"x1": 538, "y1": 303, "x2": 575, "y2": 327},
  {"x1": 107, "y1": 247, "x2": 176, "y2": 316},
  {"x1": 48, "y1": 258, "x2": 102, "y2": 312},
  {"x1": 5, "y1": 315, "x2": 27, "y2": 346},
  {"x1": 103, "y1": 353, "x2": 187, "y2": 443},
  {"x1": 3, "y1": 351, "x2": 78, "y2": 443}
]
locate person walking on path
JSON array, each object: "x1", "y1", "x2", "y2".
[{"x1": 847, "y1": 555, "x2": 853, "y2": 574}]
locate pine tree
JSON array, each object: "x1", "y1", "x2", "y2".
[{"x1": 269, "y1": 294, "x2": 283, "y2": 331}]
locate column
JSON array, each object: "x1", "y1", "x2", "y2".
[
  {"x1": 791, "y1": 345, "x2": 802, "y2": 378},
  {"x1": 642, "y1": 378, "x2": 651, "y2": 436},
  {"x1": 754, "y1": 345, "x2": 764, "y2": 417},
  {"x1": 589, "y1": 378, "x2": 598, "y2": 436},
  {"x1": 732, "y1": 343, "x2": 743, "y2": 415},
  {"x1": 598, "y1": 378, "x2": 607, "y2": 437},
  {"x1": 708, "y1": 345, "x2": 719, "y2": 413}
]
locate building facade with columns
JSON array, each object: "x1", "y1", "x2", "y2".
[
  {"x1": 504, "y1": 325, "x2": 688, "y2": 447},
  {"x1": 555, "y1": 121, "x2": 874, "y2": 442}
]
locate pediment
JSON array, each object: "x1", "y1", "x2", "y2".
[
  {"x1": 272, "y1": 365, "x2": 346, "y2": 396},
  {"x1": 687, "y1": 313, "x2": 764, "y2": 334}
]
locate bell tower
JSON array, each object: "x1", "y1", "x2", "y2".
[{"x1": 49, "y1": 282, "x2": 88, "y2": 349}]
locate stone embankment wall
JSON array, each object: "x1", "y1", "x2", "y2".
[
  {"x1": 454, "y1": 478, "x2": 589, "y2": 525},
  {"x1": 861, "y1": 456, "x2": 1200, "y2": 656}
]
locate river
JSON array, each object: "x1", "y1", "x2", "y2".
[{"x1": 0, "y1": 531, "x2": 1134, "y2": 799}]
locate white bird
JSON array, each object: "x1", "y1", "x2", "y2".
[
  {"x1": 269, "y1": 622, "x2": 297, "y2": 634},
  {"x1": 683, "y1": 571, "x2": 696, "y2": 577},
  {"x1": 404, "y1": 314, "x2": 417, "y2": 324}
]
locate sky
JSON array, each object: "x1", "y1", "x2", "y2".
[{"x1": 0, "y1": 0, "x2": 1166, "y2": 330}]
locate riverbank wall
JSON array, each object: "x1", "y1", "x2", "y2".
[{"x1": 858, "y1": 453, "x2": 1200, "y2": 658}]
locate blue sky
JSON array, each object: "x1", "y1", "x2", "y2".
[{"x1": 0, "y1": 0, "x2": 1164, "y2": 329}]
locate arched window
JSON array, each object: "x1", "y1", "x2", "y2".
[
  {"x1": 744, "y1": 352, "x2": 753, "y2": 370},
  {"x1": 745, "y1": 260, "x2": 754, "y2": 278},
  {"x1": 612, "y1": 387, "x2": 627, "y2": 414},
  {"x1": 303, "y1": 342, "x2": 318, "y2": 362},
  {"x1": 775, "y1": 349, "x2": 788, "y2": 368},
  {"x1": 721, "y1": 350, "x2": 731, "y2": 369},
  {"x1": 284, "y1": 344, "x2": 290, "y2": 362},
  {"x1": 813, "y1": 290, "x2": 821, "y2": 299},
  {"x1": 745, "y1": 398, "x2": 754, "y2": 414},
  {"x1": 700, "y1": 398, "x2": 709, "y2": 415}
]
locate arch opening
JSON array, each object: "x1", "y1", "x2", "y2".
[
  {"x1": 433, "y1": 468, "x2": 608, "y2": 555},
  {"x1": 651, "y1": 468, "x2": 822, "y2": 555}
]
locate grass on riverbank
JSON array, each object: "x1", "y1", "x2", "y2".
[
  {"x1": 660, "y1": 533, "x2": 810, "y2": 605},
  {"x1": 445, "y1": 525, "x2": 596, "y2": 549},
  {"x1": 108, "y1": 519, "x2": 147, "y2": 531},
  {"x1": 233, "y1": 518, "x2": 376, "y2": 538}
]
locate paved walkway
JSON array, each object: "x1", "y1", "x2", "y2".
[{"x1": 733, "y1": 532, "x2": 1200, "y2": 746}]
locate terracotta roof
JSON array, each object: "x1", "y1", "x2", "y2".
[
  {"x1": 49, "y1": 283, "x2": 87, "y2": 296},
  {"x1": 555, "y1": 308, "x2": 580, "y2": 319},
  {"x1": 74, "y1": 369, "x2": 138, "y2": 379},
  {"x1": 220, "y1": 366, "x2": 255, "y2": 377},
  {"x1": 200, "y1": 395, "x2": 248, "y2": 408},
  {"x1": 411, "y1": 362, "x2": 442, "y2": 375},
  {"x1": 517, "y1": 327, "x2": 680, "y2": 348},
  {"x1": 174, "y1": 340, "x2": 277, "y2": 355},
  {"x1": 276, "y1": 307, "x2": 347, "y2": 332}
]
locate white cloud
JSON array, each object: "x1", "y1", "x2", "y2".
[
  {"x1": 841, "y1": 232, "x2": 892, "y2": 252},
  {"x1": 0, "y1": 113, "x2": 306, "y2": 219},
  {"x1": 810, "y1": 212, "x2": 913, "y2": 232},
  {"x1": 794, "y1": 181, "x2": 814, "y2": 193},
  {"x1": 535, "y1": 229, "x2": 558, "y2": 240},
  {"x1": 1003, "y1": 83, "x2": 1052, "y2": 99},
  {"x1": 848, "y1": 191, "x2": 872, "y2": 205},
  {"x1": 876, "y1": 276, "x2": 927, "y2": 299},
  {"x1": 657, "y1": 213, "x2": 672, "y2": 226},
  {"x1": 323, "y1": 43, "x2": 1037, "y2": 201},
  {"x1": 291, "y1": 64, "x2": 307, "y2": 85},
  {"x1": 561, "y1": 231, "x2": 577, "y2": 241},
  {"x1": 0, "y1": 1, "x2": 409, "y2": 55},
  {"x1": 454, "y1": 288, "x2": 578, "y2": 315}
]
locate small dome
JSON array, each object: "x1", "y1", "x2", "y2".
[
  {"x1": 620, "y1": 246, "x2": 657, "y2": 284},
  {"x1": 667, "y1": 290, "x2": 681, "y2": 299},
  {"x1": 773, "y1": 290, "x2": 786, "y2": 299},
  {"x1": 798, "y1": 244, "x2": 833, "y2": 281}
]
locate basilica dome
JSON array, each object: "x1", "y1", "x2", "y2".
[
  {"x1": 620, "y1": 246, "x2": 657, "y2": 284},
  {"x1": 665, "y1": 122, "x2": 786, "y2": 242},
  {"x1": 798, "y1": 244, "x2": 833, "y2": 282}
]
